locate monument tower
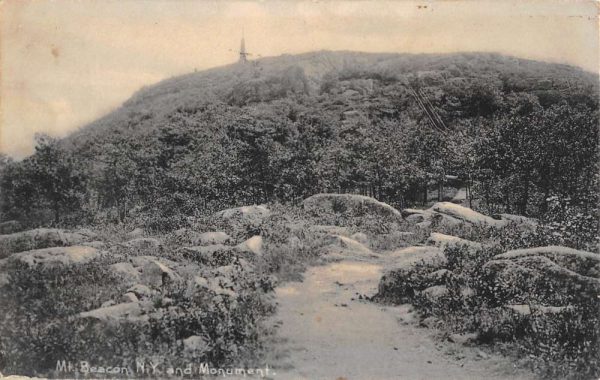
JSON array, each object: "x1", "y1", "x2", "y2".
[{"x1": 239, "y1": 35, "x2": 248, "y2": 63}]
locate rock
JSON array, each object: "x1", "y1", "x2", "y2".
[
  {"x1": 484, "y1": 248, "x2": 600, "y2": 305},
  {"x1": 386, "y1": 246, "x2": 447, "y2": 268},
  {"x1": 79, "y1": 302, "x2": 149, "y2": 323},
  {"x1": 185, "y1": 276, "x2": 210, "y2": 298},
  {"x1": 496, "y1": 213, "x2": 538, "y2": 226},
  {"x1": 183, "y1": 335, "x2": 210, "y2": 355},
  {"x1": 214, "y1": 205, "x2": 270, "y2": 222},
  {"x1": 350, "y1": 232, "x2": 369, "y2": 245},
  {"x1": 101, "y1": 300, "x2": 116, "y2": 308},
  {"x1": 0, "y1": 220, "x2": 22, "y2": 234},
  {"x1": 377, "y1": 247, "x2": 448, "y2": 304},
  {"x1": 236, "y1": 235, "x2": 263, "y2": 255},
  {"x1": 109, "y1": 262, "x2": 141, "y2": 284},
  {"x1": 121, "y1": 292, "x2": 139, "y2": 303},
  {"x1": 127, "y1": 284, "x2": 155, "y2": 299},
  {"x1": 475, "y1": 349, "x2": 489, "y2": 359},
  {"x1": 420, "y1": 316, "x2": 440, "y2": 329},
  {"x1": 125, "y1": 237, "x2": 161, "y2": 251},
  {"x1": 130, "y1": 255, "x2": 178, "y2": 269},
  {"x1": 12, "y1": 246, "x2": 101, "y2": 269},
  {"x1": 303, "y1": 193, "x2": 402, "y2": 219},
  {"x1": 448, "y1": 332, "x2": 478, "y2": 345},
  {"x1": 493, "y1": 245, "x2": 600, "y2": 278},
  {"x1": 0, "y1": 228, "x2": 96, "y2": 257},
  {"x1": 140, "y1": 259, "x2": 180, "y2": 288},
  {"x1": 195, "y1": 231, "x2": 232, "y2": 246},
  {"x1": 81, "y1": 240, "x2": 107, "y2": 249},
  {"x1": 126, "y1": 228, "x2": 144, "y2": 239},
  {"x1": 208, "y1": 277, "x2": 237, "y2": 298},
  {"x1": 426, "y1": 232, "x2": 482, "y2": 251},
  {"x1": 419, "y1": 285, "x2": 451, "y2": 310},
  {"x1": 431, "y1": 202, "x2": 505, "y2": 227},
  {"x1": 406, "y1": 213, "x2": 427, "y2": 223},
  {"x1": 401, "y1": 208, "x2": 427, "y2": 219},
  {"x1": 324, "y1": 234, "x2": 374, "y2": 258}
]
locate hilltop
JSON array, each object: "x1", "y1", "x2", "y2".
[{"x1": 67, "y1": 51, "x2": 598, "y2": 145}]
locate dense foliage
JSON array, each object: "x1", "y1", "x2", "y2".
[{"x1": 1, "y1": 52, "x2": 597, "y2": 234}]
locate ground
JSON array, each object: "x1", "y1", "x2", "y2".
[{"x1": 264, "y1": 253, "x2": 536, "y2": 380}]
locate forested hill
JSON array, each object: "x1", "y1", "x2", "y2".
[
  {"x1": 1, "y1": 51, "x2": 598, "y2": 231},
  {"x1": 71, "y1": 51, "x2": 597, "y2": 141}
]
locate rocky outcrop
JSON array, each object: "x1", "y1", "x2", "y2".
[
  {"x1": 431, "y1": 202, "x2": 505, "y2": 227},
  {"x1": 483, "y1": 246, "x2": 600, "y2": 305},
  {"x1": 426, "y1": 232, "x2": 482, "y2": 251},
  {"x1": 79, "y1": 301, "x2": 151, "y2": 324},
  {"x1": 140, "y1": 258, "x2": 180, "y2": 288},
  {"x1": 125, "y1": 227, "x2": 145, "y2": 239},
  {"x1": 303, "y1": 193, "x2": 402, "y2": 219},
  {"x1": 236, "y1": 235, "x2": 263, "y2": 256},
  {"x1": 12, "y1": 246, "x2": 101, "y2": 269},
  {"x1": 195, "y1": 231, "x2": 232, "y2": 246},
  {"x1": 0, "y1": 228, "x2": 97, "y2": 257},
  {"x1": 402, "y1": 203, "x2": 507, "y2": 228},
  {"x1": 377, "y1": 246, "x2": 448, "y2": 303},
  {"x1": 125, "y1": 237, "x2": 161, "y2": 251},
  {"x1": 324, "y1": 234, "x2": 374, "y2": 259},
  {"x1": 493, "y1": 246, "x2": 600, "y2": 278},
  {"x1": 109, "y1": 262, "x2": 141, "y2": 284},
  {"x1": 214, "y1": 205, "x2": 271, "y2": 222}
]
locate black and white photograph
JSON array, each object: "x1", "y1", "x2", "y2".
[{"x1": 0, "y1": 1, "x2": 598, "y2": 379}]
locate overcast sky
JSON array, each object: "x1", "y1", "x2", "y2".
[{"x1": 1, "y1": 0, "x2": 598, "y2": 158}]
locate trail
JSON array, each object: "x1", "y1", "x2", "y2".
[{"x1": 266, "y1": 255, "x2": 536, "y2": 380}]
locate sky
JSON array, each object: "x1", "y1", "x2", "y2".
[{"x1": 1, "y1": 0, "x2": 598, "y2": 158}]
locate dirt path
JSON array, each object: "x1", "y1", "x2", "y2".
[{"x1": 267, "y1": 257, "x2": 536, "y2": 380}]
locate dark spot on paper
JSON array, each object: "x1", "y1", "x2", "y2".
[{"x1": 51, "y1": 45, "x2": 60, "y2": 59}]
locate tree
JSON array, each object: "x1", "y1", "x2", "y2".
[{"x1": 29, "y1": 134, "x2": 87, "y2": 225}]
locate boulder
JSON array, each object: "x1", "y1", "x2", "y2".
[
  {"x1": 130, "y1": 255, "x2": 178, "y2": 268},
  {"x1": 183, "y1": 335, "x2": 210, "y2": 356},
  {"x1": 418, "y1": 285, "x2": 452, "y2": 312},
  {"x1": 426, "y1": 232, "x2": 482, "y2": 251},
  {"x1": 0, "y1": 220, "x2": 22, "y2": 234},
  {"x1": 496, "y1": 213, "x2": 538, "y2": 226},
  {"x1": 236, "y1": 235, "x2": 263, "y2": 255},
  {"x1": 195, "y1": 231, "x2": 232, "y2": 246},
  {"x1": 125, "y1": 237, "x2": 161, "y2": 251},
  {"x1": 431, "y1": 202, "x2": 505, "y2": 227},
  {"x1": 126, "y1": 227, "x2": 145, "y2": 239},
  {"x1": 0, "y1": 228, "x2": 96, "y2": 257},
  {"x1": 140, "y1": 258, "x2": 180, "y2": 288},
  {"x1": 12, "y1": 246, "x2": 101, "y2": 269},
  {"x1": 493, "y1": 246, "x2": 600, "y2": 278},
  {"x1": 127, "y1": 284, "x2": 156, "y2": 299},
  {"x1": 483, "y1": 248, "x2": 600, "y2": 305},
  {"x1": 386, "y1": 246, "x2": 448, "y2": 268},
  {"x1": 79, "y1": 301, "x2": 150, "y2": 323},
  {"x1": 303, "y1": 193, "x2": 402, "y2": 219},
  {"x1": 324, "y1": 234, "x2": 374, "y2": 258},
  {"x1": 81, "y1": 240, "x2": 107, "y2": 249},
  {"x1": 121, "y1": 292, "x2": 139, "y2": 303},
  {"x1": 350, "y1": 232, "x2": 369, "y2": 245},
  {"x1": 109, "y1": 262, "x2": 141, "y2": 284},
  {"x1": 377, "y1": 246, "x2": 448, "y2": 303},
  {"x1": 214, "y1": 205, "x2": 270, "y2": 222}
]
